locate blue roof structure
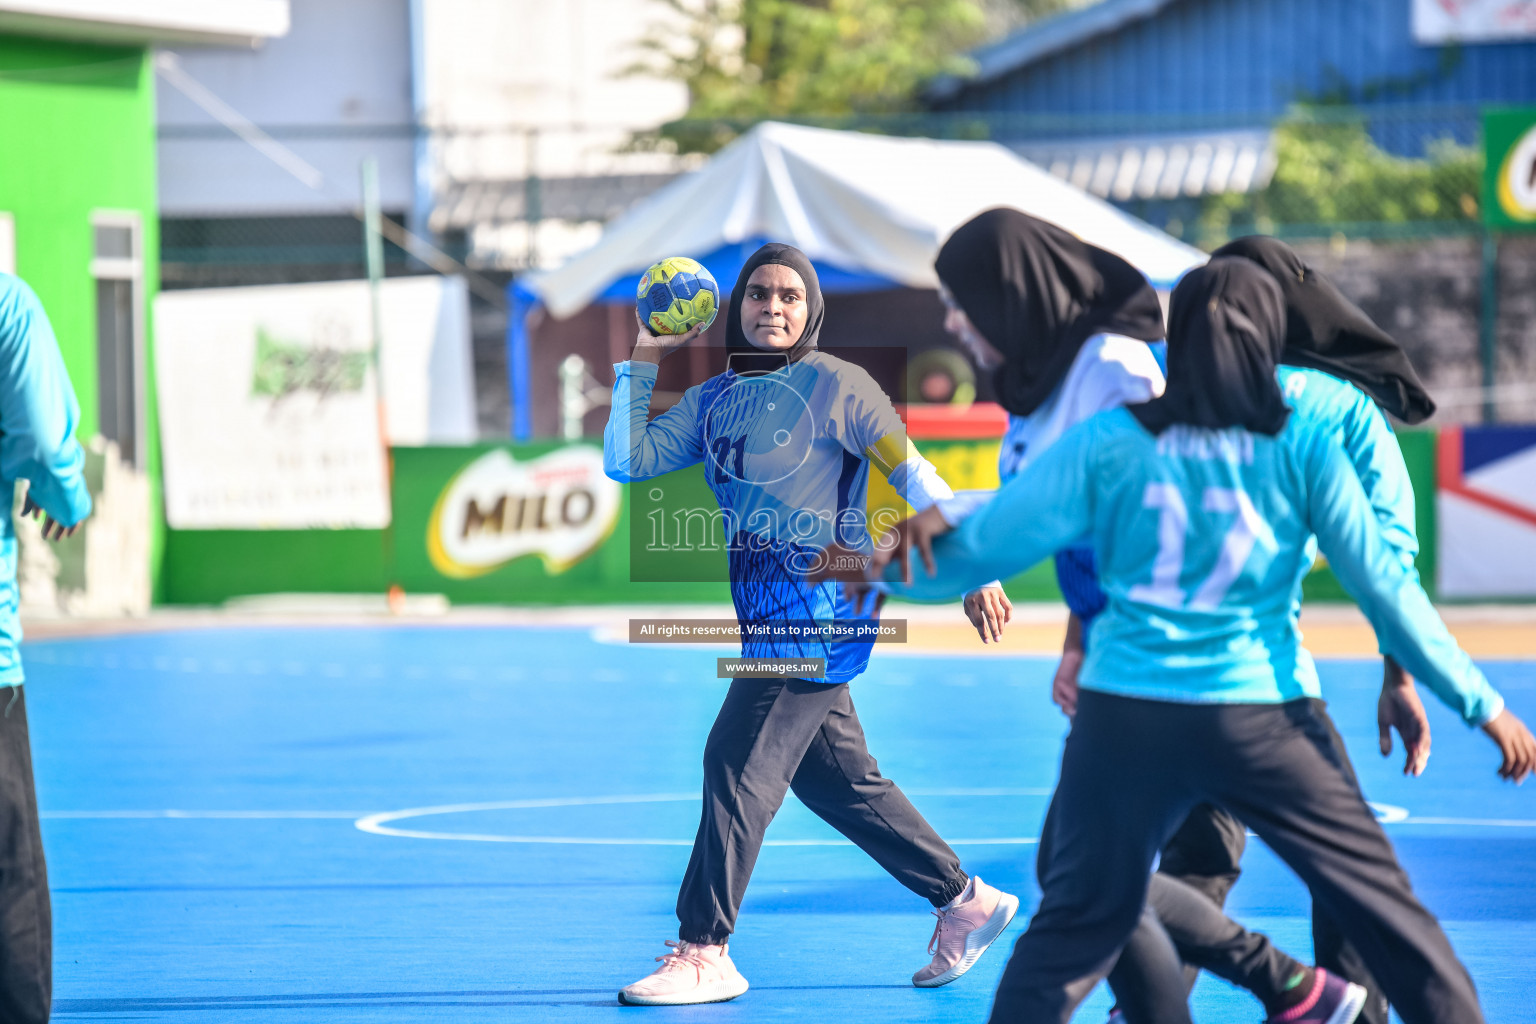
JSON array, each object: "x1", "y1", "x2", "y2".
[{"x1": 931, "y1": 0, "x2": 1536, "y2": 118}]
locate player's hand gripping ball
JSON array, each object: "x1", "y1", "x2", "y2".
[{"x1": 636, "y1": 257, "x2": 720, "y2": 336}]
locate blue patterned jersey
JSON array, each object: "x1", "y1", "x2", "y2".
[{"x1": 606, "y1": 353, "x2": 953, "y2": 683}]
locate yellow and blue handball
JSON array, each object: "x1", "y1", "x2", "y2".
[{"x1": 636, "y1": 256, "x2": 720, "y2": 336}]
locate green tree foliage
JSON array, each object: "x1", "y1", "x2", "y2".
[
  {"x1": 632, "y1": 0, "x2": 990, "y2": 149},
  {"x1": 1198, "y1": 117, "x2": 1482, "y2": 246}
]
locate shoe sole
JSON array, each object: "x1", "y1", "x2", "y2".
[
  {"x1": 617, "y1": 976, "x2": 749, "y2": 1006},
  {"x1": 1324, "y1": 982, "x2": 1369, "y2": 1024},
  {"x1": 912, "y1": 892, "x2": 1021, "y2": 988}
]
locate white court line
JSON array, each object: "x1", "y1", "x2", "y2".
[
  {"x1": 43, "y1": 810, "x2": 367, "y2": 819},
  {"x1": 44, "y1": 797, "x2": 1536, "y2": 847},
  {"x1": 352, "y1": 794, "x2": 1048, "y2": 846}
]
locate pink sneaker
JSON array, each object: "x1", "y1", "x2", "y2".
[
  {"x1": 912, "y1": 875, "x2": 1020, "y2": 987},
  {"x1": 617, "y1": 940, "x2": 750, "y2": 1006}
]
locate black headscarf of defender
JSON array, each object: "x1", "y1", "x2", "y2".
[
  {"x1": 1133, "y1": 257, "x2": 1291, "y2": 437},
  {"x1": 1214, "y1": 235, "x2": 1435, "y2": 425},
  {"x1": 724, "y1": 243, "x2": 824, "y2": 376},
  {"x1": 935, "y1": 208, "x2": 1165, "y2": 417}
]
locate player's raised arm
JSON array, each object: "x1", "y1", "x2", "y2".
[{"x1": 602, "y1": 318, "x2": 707, "y2": 483}]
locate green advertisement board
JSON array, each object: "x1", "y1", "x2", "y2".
[
  {"x1": 389, "y1": 440, "x2": 1066, "y2": 606},
  {"x1": 1483, "y1": 107, "x2": 1536, "y2": 230}
]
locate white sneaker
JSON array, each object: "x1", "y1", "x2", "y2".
[
  {"x1": 618, "y1": 940, "x2": 750, "y2": 1006},
  {"x1": 912, "y1": 875, "x2": 1020, "y2": 988}
]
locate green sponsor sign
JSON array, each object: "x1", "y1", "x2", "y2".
[
  {"x1": 1483, "y1": 107, "x2": 1536, "y2": 230},
  {"x1": 390, "y1": 443, "x2": 729, "y2": 604}
]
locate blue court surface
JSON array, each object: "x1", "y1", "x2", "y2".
[{"x1": 20, "y1": 622, "x2": 1536, "y2": 1022}]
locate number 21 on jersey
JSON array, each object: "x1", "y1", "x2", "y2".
[{"x1": 1128, "y1": 482, "x2": 1277, "y2": 611}]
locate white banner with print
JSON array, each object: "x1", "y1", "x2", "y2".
[{"x1": 154, "y1": 276, "x2": 475, "y2": 529}]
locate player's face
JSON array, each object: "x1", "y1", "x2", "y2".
[
  {"x1": 938, "y1": 282, "x2": 1005, "y2": 371},
  {"x1": 741, "y1": 264, "x2": 808, "y2": 351}
]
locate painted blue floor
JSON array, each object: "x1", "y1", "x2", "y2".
[{"x1": 19, "y1": 624, "x2": 1536, "y2": 1022}]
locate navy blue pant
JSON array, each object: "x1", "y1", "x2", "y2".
[{"x1": 989, "y1": 692, "x2": 1481, "y2": 1024}]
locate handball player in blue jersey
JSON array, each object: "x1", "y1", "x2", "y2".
[
  {"x1": 930, "y1": 210, "x2": 1166, "y2": 669},
  {"x1": 603, "y1": 243, "x2": 1019, "y2": 1006},
  {"x1": 844, "y1": 257, "x2": 1536, "y2": 1023}
]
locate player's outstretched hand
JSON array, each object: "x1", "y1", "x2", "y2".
[
  {"x1": 1378, "y1": 656, "x2": 1431, "y2": 777},
  {"x1": 870, "y1": 505, "x2": 952, "y2": 585},
  {"x1": 20, "y1": 495, "x2": 78, "y2": 542},
  {"x1": 840, "y1": 581, "x2": 886, "y2": 620},
  {"x1": 631, "y1": 315, "x2": 704, "y2": 364},
  {"x1": 963, "y1": 586, "x2": 1012, "y2": 644},
  {"x1": 1482, "y1": 708, "x2": 1536, "y2": 784}
]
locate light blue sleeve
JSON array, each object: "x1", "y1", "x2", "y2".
[
  {"x1": 0, "y1": 277, "x2": 91, "y2": 526},
  {"x1": 1335, "y1": 385, "x2": 1418, "y2": 569},
  {"x1": 1301, "y1": 431, "x2": 1502, "y2": 726},
  {"x1": 602, "y1": 360, "x2": 705, "y2": 482},
  {"x1": 885, "y1": 416, "x2": 1098, "y2": 600}
]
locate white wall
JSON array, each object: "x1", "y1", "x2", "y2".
[
  {"x1": 157, "y1": 0, "x2": 414, "y2": 216},
  {"x1": 422, "y1": 0, "x2": 688, "y2": 182}
]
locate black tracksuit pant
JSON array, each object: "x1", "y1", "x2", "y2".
[
  {"x1": 1157, "y1": 708, "x2": 1389, "y2": 1024},
  {"x1": 988, "y1": 691, "x2": 1482, "y2": 1024},
  {"x1": 1038, "y1": 793, "x2": 1306, "y2": 1022},
  {"x1": 0, "y1": 687, "x2": 50, "y2": 1024},
  {"x1": 677, "y1": 677, "x2": 969, "y2": 945}
]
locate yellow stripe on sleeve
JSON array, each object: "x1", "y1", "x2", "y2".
[{"x1": 864, "y1": 433, "x2": 919, "y2": 478}]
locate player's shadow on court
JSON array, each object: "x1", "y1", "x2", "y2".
[{"x1": 53, "y1": 985, "x2": 912, "y2": 1015}]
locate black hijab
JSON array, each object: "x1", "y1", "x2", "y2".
[
  {"x1": 725, "y1": 243, "x2": 824, "y2": 375},
  {"x1": 1132, "y1": 257, "x2": 1291, "y2": 437},
  {"x1": 934, "y1": 208, "x2": 1165, "y2": 417},
  {"x1": 1213, "y1": 236, "x2": 1435, "y2": 424}
]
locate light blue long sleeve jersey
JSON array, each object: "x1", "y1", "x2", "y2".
[
  {"x1": 0, "y1": 275, "x2": 93, "y2": 684},
  {"x1": 900, "y1": 389, "x2": 1502, "y2": 727}
]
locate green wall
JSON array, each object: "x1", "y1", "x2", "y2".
[
  {"x1": 158, "y1": 430, "x2": 1441, "y2": 606},
  {"x1": 0, "y1": 36, "x2": 163, "y2": 591}
]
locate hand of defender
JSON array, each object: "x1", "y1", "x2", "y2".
[
  {"x1": 631, "y1": 314, "x2": 704, "y2": 364},
  {"x1": 841, "y1": 582, "x2": 887, "y2": 620},
  {"x1": 1378, "y1": 657, "x2": 1431, "y2": 777},
  {"x1": 1051, "y1": 613, "x2": 1086, "y2": 717},
  {"x1": 20, "y1": 495, "x2": 77, "y2": 542},
  {"x1": 963, "y1": 586, "x2": 1012, "y2": 644},
  {"x1": 870, "y1": 505, "x2": 953, "y2": 585},
  {"x1": 1482, "y1": 708, "x2": 1536, "y2": 784}
]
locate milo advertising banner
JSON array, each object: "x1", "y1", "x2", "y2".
[
  {"x1": 1484, "y1": 107, "x2": 1536, "y2": 230},
  {"x1": 391, "y1": 443, "x2": 731, "y2": 604}
]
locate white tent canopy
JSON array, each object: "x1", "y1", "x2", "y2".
[{"x1": 526, "y1": 121, "x2": 1208, "y2": 318}]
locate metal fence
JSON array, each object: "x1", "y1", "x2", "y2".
[{"x1": 156, "y1": 103, "x2": 1487, "y2": 283}]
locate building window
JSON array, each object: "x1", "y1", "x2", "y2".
[
  {"x1": 91, "y1": 213, "x2": 143, "y2": 468},
  {"x1": 0, "y1": 213, "x2": 13, "y2": 276}
]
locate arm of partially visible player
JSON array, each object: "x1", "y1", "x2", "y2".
[
  {"x1": 1338, "y1": 389, "x2": 1418, "y2": 570},
  {"x1": 602, "y1": 360, "x2": 705, "y2": 482},
  {"x1": 1303, "y1": 435, "x2": 1502, "y2": 727},
  {"x1": 881, "y1": 418, "x2": 1098, "y2": 601},
  {"x1": 0, "y1": 279, "x2": 91, "y2": 531}
]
